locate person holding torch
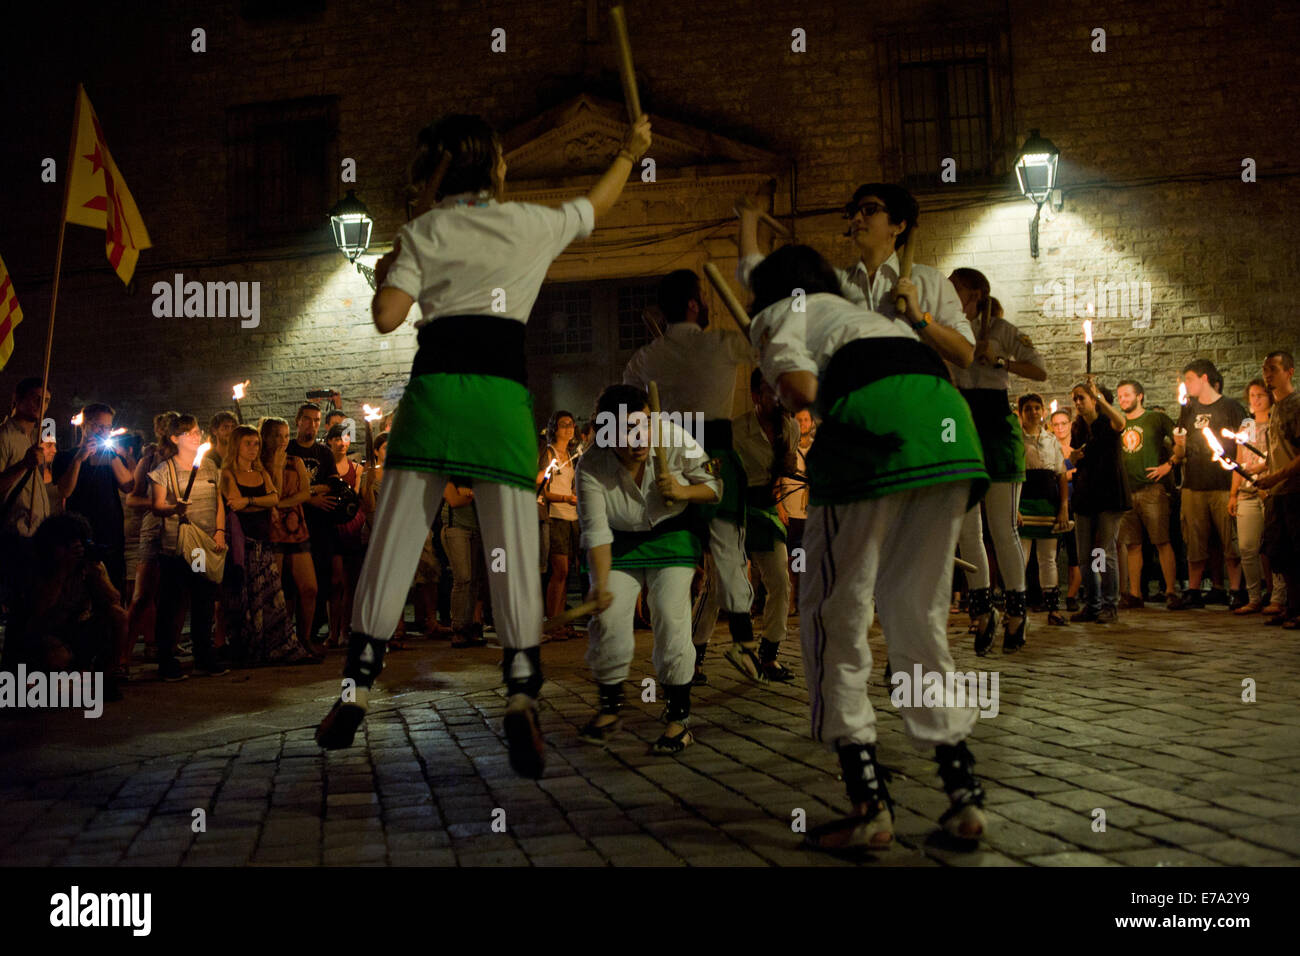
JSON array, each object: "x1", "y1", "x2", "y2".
[{"x1": 316, "y1": 110, "x2": 652, "y2": 780}]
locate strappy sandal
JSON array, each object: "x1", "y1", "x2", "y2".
[
  {"x1": 651, "y1": 721, "x2": 694, "y2": 755},
  {"x1": 723, "y1": 642, "x2": 769, "y2": 685},
  {"x1": 803, "y1": 801, "x2": 894, "y2": 853}
]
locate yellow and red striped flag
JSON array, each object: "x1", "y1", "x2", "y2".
[
  {"x1": 0, "y1": 254, "x2": 22, "y2": 371},
  {"x1": 64, "y1": 85, "x2": 151, "y2": 286}
]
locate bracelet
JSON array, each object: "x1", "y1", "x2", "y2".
[
  {"x1": 911, "y1": 311, "x2": 931, "y2": 332},
  {"x1": 617, "y1": 149, "x2": 638, "y2": 163}
]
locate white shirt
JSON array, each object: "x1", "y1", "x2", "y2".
[
  {"x1": 781, "y1": 443, "x2": 811, "y2": 519},
  {"x1": 576, "y1": 421, "x2": 721, "y2": 550},
  {"x1": 0, "y1": 418, "x2": 51, "y2": 537},
  {"x1": 1022, "y1": 428, "x2": 1066, "y2": 474},
  {"x1": 383, "y1": 193, "x2": 595, "y2": 325},
  {"x1": 732, "y1": 409, "x2": 800, "y2": 489},
  {"x1": 749, "y1": 293, "x2": 919, "y2": 386},
  {"x1": 739, "y1": 251, "x2": 973, "y2": 347},
  {"x1": 951, "y1": 315, "x2": 1046, "y2": 390},
  {"x1": 623, "y1": 322, "x2": 755, "y2": 421}
]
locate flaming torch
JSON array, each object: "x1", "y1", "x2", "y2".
[
  {"x1": 1222, "y1": 427, "x2": 1267, "y2": 462},
  {"x1": 363, "y1": 403, "x2": 382, "y2": 465},
  {"x1": 232, "y1": 380, "x2": 250, "y2": 424},
  {"x1": 1202, "y1": 427, "x2": 1255, "y2": 486},
  {"x1": 1178, "y1": 382, "x2": 1188, "y2": 406},
  {"x1": 182, "y1": 441, "x2": 213, "y2": 501},
  {"x1": 1049, "y1": 399, "x2": 1058, "y2": 414},
  {"x1": 1082, "y1": 319, "x2": 1093, "y2": 375}
]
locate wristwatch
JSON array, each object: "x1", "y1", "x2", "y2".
[{"x1": 911, "y1": 311, "x2": 932, "y2": 332}]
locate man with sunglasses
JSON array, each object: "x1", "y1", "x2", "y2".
[{"x1": 739, "y1": 183, "x2": 974, "y2": 371}]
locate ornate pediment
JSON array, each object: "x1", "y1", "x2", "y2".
[{"x1": 502, "y1": 94, "x2": 785, "y2": 188}]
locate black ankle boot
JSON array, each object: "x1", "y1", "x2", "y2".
[
  {"x1": 935, "y1": 741, "x2": 987, "y2": 839},
  {"x1": 968, "y1": 588, "x2": 999, "y2": 656},
  {"x1": 1044, "y1": 586, "x2": 1065, "y2": 626},
  {"x1": 692, "y1": 643, "x2": 709, "y2": 685},
  {"x1": 1003, "y1": 589, "x2": 1027, "y2": 652},
  {"x1": 579, "y1": 682, "x2": 625, "y2": 744},
  {"x1": 315, "y1": 632, "x2": 387, "y2": 750},
  {"x1": 652, "y1": 683, "x2": 694, "y2": 754},
  {"x1": 502, "y1": 646, "x2": 544, "y2": 699},
  {"x1": 836, "y1": 742, "x2": 894, "y2": 812},
  {"x1": 758, "y1": 638, "x2": 795, "y2": 682}
]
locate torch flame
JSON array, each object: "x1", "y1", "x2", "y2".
[
  {"x1": 363, "y1": 403, "x2": 383, "y2": 423},
  {"x1": 1201, "y1": 427, "x2": 1235, "y2": 471},
  {"x1": 1221, "y1": 427, "x2": 1248, "y2": 443},
  {"x1": 232, "y1": 380, "x2": 250, "y2": 401},
  {"x1": 1082, "y1": 320, "x2": 1093, "y2": 344},
  {"x1": 1049, "y1": 399, "x2": 1058, "y2": 414},
  {"x1": 1178, "y1": 382, "x2": 1188, "y2": 406},
  {"x1": 71, "y1": 412, "x2": 84, "y2": 426},
  {"x1": 194, "y1": 441, "x2": 212, "y2": 468},
  {"x1": 109, "y1": 427, "x2": 127, "y2": 437}
]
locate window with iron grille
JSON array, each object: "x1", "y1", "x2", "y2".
[
  {"x1": 879, "y1": 22, "x2": 1013, "y2": 190},
  {"x1": 527, "y1": 285, "x2": 594, "y2": 356},
  {"x1": 617, "y1": 283, "x2": 659, "y2": 351},
  {"x1": 227, "y1": 96, "x2": 338, "y2": 250}
]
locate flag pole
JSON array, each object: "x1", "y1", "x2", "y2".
[{"x1": 28, "y1": 83, "x2": 83, "y2": 513}]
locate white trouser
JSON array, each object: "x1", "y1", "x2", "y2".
[
  {"x1": 352, "y1": 469, "x2": 542, "y2": 677},
  {"x1": 692, "y1": 538, "x2": 789, "y2": 646},
  {"x1": 1236, "y1": 495, "x2": 1287, "y2": 603},
  {"x1": 586, "y1": 565, "x2": 695, "y2": 686},
  {"x1": 958, "y1": 481, "x2": 1026, "y2": 592},
  {"x1": 1025, "y1": 537, "x2": 1059, "y2": 589},
  {"x1": 802, "y1": 482, "x2": 979, "y2": 750},
  {"x1": 690, "y1": 515, "x2": 754, "y2": 643}
]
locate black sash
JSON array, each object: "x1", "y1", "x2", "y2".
[
  {"x1": 410, "y1": 315, "x2": 528, "y2": 385},
  {"x1": 820, "y1": 337, "x2": 951, "y2": 408}
]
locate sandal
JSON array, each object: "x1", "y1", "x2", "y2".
[
  {"x1": 760, "y1": 660, "x2": 796, "y2": 683},
  {"x1": 803, "y1": 803, "x2": 894, "y2": 853},
  {"x1": 651, "y1": 721, "x2": 694, "y2": 755},
  {"x1": 722, "y1": 642, "x2": 769, "y2": 685}
]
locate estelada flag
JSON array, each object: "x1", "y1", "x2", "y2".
[
  {"x1": 0, "y1": 254, "x2": 22, "y2": 371},
  {"x1": 64, "y1": 84, "x2": 151, "y2": 286}
]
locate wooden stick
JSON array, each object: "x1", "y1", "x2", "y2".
[
  {"x1": 702, "y1": 261, "x2": 751, "y2": 334},
  {"x1": 609, "y1": 5, "x2": 642, "y2": 124},
  {"x1": 646, "y1": 380, "x2": 671, "y2": 481},
  {"x1": 544, "y1": 599, "x2": 601, "y2": 632},
  {"x1": 893, "y1": 232, "x2": 917, "y2": 315},
  {"x1": 954, "y1": 556, "x2": 977, "y2": 574},
  {"x1": 733, "y1": 200, "x2": 792, "y2": 239}
]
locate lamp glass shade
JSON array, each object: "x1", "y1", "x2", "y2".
[
  {"x1": 1015, "y1": 130, "x2": 1059, "y2": 205},
  {"x1": 329, "y1": 190, "x2": 373, "y2": 262}
]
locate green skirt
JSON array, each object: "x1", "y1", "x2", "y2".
[
  {"x1": 385, "y1": 373, "x2": 538, "y2": 491},
  {"x1": 605, "y1": 515, "x2": 703, "y2": 571},
  {"x1": 962, "y1": 389, "x2": 1025, "y2": 484},
  {"x1": 809, "y1": 374, "x2": 989, "y2": 509}
]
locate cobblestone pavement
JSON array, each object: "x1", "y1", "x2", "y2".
[{"x1": 1, "y1": 605, "x2": 1298, "y2": 867}]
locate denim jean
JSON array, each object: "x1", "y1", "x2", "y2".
[{"x1": 1075, "y1": 511, "x2": 1124, "y2": 612}]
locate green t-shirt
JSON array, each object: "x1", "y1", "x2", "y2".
[{"x1": 1120, "y1": 409, "x2": 1175, "y2": 489}]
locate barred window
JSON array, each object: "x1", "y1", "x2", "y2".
[
  {"x1": 879, "y1": 22, "x2": 1013, "y2": 190},
  {"x1": 617, "y1": 282, "x2": 659, "y2": 351},
  {"x1": 527, "y1": 285, "x2": 594, "y2": 356}
]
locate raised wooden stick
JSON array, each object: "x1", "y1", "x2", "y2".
[
  {"x1": 954, "y1": 556, "x2": 977, "y2": 574},
  {"x1": 702, "y1": 261, "x2": 751, "y2": 334},
  {"x1": 733, "y1": 199, "x2": 792, "y2": 239},
  {"x1": 893, "y1": 231, "x2": 917, "y2": 315},
  {"x1": 647, "y1": 380, "x2": 671, "y2": 483},
  {"x1": 609, "y1": 5, "x2": 642, "y2": 124},
  {"x1": 544, "y1": 599, "x2": 601, "y2": 632}
]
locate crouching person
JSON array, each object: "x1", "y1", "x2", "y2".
[
  {"x1": 577, "y1": 384, "x2": 720, "y2": 755},
  {"x1": 747, "y1": 245, "x2": 992, "y2": 849}
]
